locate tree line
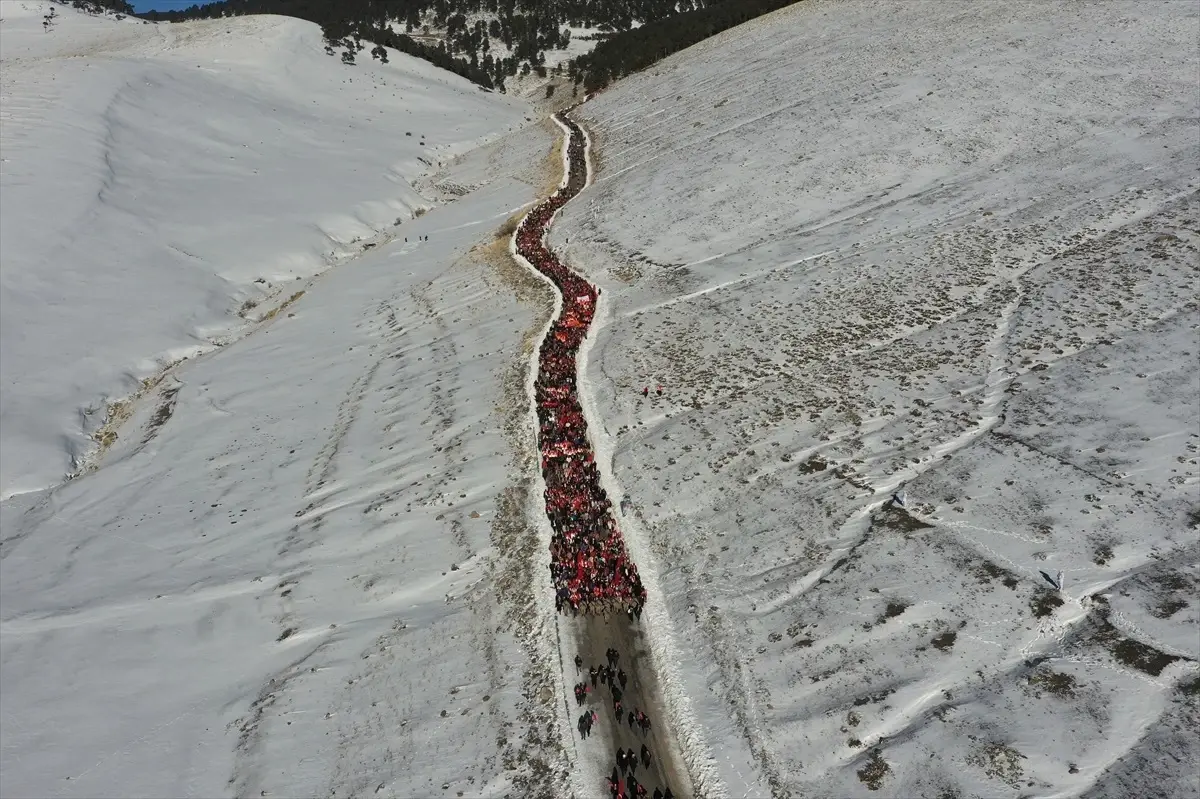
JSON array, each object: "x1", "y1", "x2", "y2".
[
  {"x1": 60, "y1": 0, "x2": 136, "y2": 15},
  {"x1": 73, "y1": 0, "x2": 797, "y2": 94},
  {"x1": 570, "y1": 0, "x2": 799, "y2": 92}
]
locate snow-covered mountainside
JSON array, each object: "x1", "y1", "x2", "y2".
[
  {"x1": 0, "y1": 0, "x2": 528, "y2": 499},
  {"x1": 4, "y1": 0, "x2": 1198, "y2": 797},
  {"x1": 2, "y1": 4, "x2": 580, "y2": 798},
  {"x1": 551, "y1": 0, "x2": 1200, "y2": 796}
]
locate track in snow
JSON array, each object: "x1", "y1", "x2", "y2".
[{"x1": 513, "y1": 109, "x2": 694, "y2": 799}]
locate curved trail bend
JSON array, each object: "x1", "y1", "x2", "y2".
[{"x1": 513, "y1": 110, "x2": 695, "y2": 799}]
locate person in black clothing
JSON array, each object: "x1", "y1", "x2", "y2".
[
  {"x1": 575, "y1": 654, "x2": 583, "y2": 672},
  {"x1": 663, "y1": 788, "x2": 674, "y2": 799},
  {"x1": 640, "y1": 744, "x2": 651, "y2": 768},
  {"x1": 616, "y1": 748, "x2": 626, "y2": 772},
  {"x1": 618, "y1": 669, "x2": 627, "y2": 689},
  {"x1": 628, "y1": 709, "x2": 636, "y2": 728},
  {"x1": 653, "y1": 789, "x2": 663, "y2": 799},
  {"x1": 590, "y1": 666, "x2": 599, "y2": 688}
]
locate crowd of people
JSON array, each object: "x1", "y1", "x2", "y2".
[
  {"x1": 575, "y1": 648, "x2": 673, "y2": 799},
  {"x1": 518, "y1": 111, "x2": 647, "y2": 617},
  {"x1": 527, "y1": 113, "x2": 676, "y2": 799}
]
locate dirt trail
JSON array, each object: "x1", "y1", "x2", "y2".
[
  {"x1": 520, "y1": 109, "x2": 696, "y2": 798},
  {"x1": 570, "y1": 613, "x2": 694, "y2": 798}
]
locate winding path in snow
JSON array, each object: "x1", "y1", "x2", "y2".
[{"x1": 512, "y1": 109, "x2": 698, "y2": 799}]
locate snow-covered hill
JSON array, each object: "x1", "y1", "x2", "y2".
[
  {"x1": 4, "y1": 0, "x2": 1198, "y2": 796},
  {"x1": 1, "y1": 4, "x2": 579, "y2": 798},
  {"x1": 551, "y1": 0, "x2": 1200, "y2": 796},
  {"x1": 0, "y1": 0, "x2": 528, "y2": 499}
]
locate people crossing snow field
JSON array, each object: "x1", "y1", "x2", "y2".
[
  {"x1": 529, "y1": 112, "x2": 676, "y2": 799},
  {"x1": 517, "y1": 111, "x2": 647, "y2": 618}
]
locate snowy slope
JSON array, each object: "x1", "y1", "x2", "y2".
[
  {"x1": 0, "y1": 1, "x2": 529, "y2": 499},
  {"x1": 549, "y1": 1, "x2": 1200, "y2": 796},
  {"x1": 1, "y1": 5, "x2": 582, "y2": 798}
]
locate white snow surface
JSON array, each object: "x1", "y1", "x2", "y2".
[
  {"x1": 1, "y1": 4, "x2": 581, "y2": 798},
  {"x1": 551, "y1": 1, "x2": 1200, "y2": 796},
  {"x1": 0, "y1": 1, "x2": 529, "y2": 499}
]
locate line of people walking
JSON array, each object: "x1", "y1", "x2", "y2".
[
  {"x1": 573, "y1": 649, "x2": 674, "y2": 799},
  {"x1": 538, "y1": 113, "x2": 677, "y2": 799},
  {"x1": 518, "y1": 111, "x2": 646, "y2": 617}
]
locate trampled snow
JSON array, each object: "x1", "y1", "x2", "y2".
[
  {"x1": 550, "y1": 0, "x2": 1200, "y2": 795},
  {"x1": 1, "y1": 4, "x2": 582, "y2": 798}
]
